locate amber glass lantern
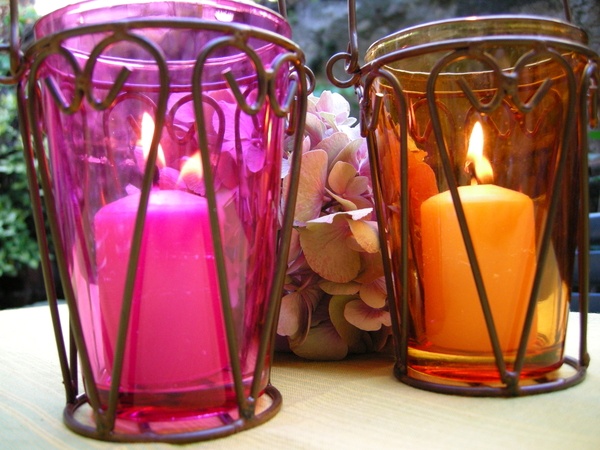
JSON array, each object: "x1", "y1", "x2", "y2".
[
  {"x1": 3, "y1": 0, "x2": 309, "y2": 442},
  {"x1": 328, "y1": 0, "x2": 598, "y2": 395}
]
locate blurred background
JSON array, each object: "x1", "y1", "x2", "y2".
[{"x1": 1, "y1": 0, "x2": 599, "y2": 309}]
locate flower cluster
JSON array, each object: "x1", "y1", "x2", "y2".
[{"x1": 278, "y1": 91, "x2": 391, "y2": 360}]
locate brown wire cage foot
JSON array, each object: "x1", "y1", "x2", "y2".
[{"x1": 63, "y1": 384, "x2": 282, "y2": 443}]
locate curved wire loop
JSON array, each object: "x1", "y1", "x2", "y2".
[
  {"x1": 325, "y1": 0, "x2": 361, "y2": 90},
  {"x1": 0, "y1": 0, "x2": 23, "y2": 85},
  {"x1": 14, "y1": 10, "x2": 308, "y2": 442}
]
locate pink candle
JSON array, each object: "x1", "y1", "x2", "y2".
[{"x1": 95, "y1": 190, "x2": 228, "y2": 388}]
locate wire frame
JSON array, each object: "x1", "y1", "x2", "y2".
[
  {"x1": 328, "y1": 0, "x2": 599, "y2": 396},
  {"x1": 4, "y1": 0, "x2": 309, "y2": 442}
]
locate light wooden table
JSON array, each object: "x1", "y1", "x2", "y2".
[{"x1": 1, "y1": 304, "x2": 599, "y2": 449}]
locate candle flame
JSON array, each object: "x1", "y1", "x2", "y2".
[
  {"x1": 141, "y1": 113, "x2": 166, "y2": 169},
  {"x1": 178, "y1": 152, "x2": 205, "y2": 194},
  {"x1": 466, "y1": 122, "x2": 493, "y2": 185}
]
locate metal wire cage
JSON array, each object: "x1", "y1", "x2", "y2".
[
  {"x1": 2, "y1": 0, "x2": 309, "y2": 442},
  {"x1": 328, "y1": 0, "x2": 598, "y2": 396}
]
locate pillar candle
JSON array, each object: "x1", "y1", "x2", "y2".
[
  {"x1": 95, "y1": 189, "x2": 228, "y2": 388},
  {"x1": 421, "y1": 184, "x2": 536, "y2": 353}
]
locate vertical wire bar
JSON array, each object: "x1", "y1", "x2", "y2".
[
  {"x1": 376, "y1": 71, "x2": 411, "y2": 373},
  {"x1": 578, "y1": 118, "x2": 590, "y2": 363},
  {"x1": 576, "y1": 62, "x2": 596, "y2": 368},
  {"x1": 360, "y1": 75, "x2": 406, "y2": 366},
  {"x1": 69, "y1": 329, "x2": 79, "y2": 395},
  {"x1": 103, "y1": 40, "x2": 171, "y2": 432},
  {"x1": 345, "y1": 0, "x2": 360, "y2": 74},
  {"x1": 192, "y1": 36, "x2": 248, "y2": 417},
  {"x1": 398, "y1": 85, "x2": 411, "y2": 375},
  {"x1": 16, "y1": 81, "x2": 77, "y2": 403},
  {"x1": 512, "y1": 49, "x2": 578, "y2": 380},
  {"x1": 8, "y1": 0, "x2": 20, "y2": 79},
  {"x1": 425, "y1": 59, "x2": 510, "y2": 384},
  {"x1": 277, "y1": 0, "x2": 287, "y2": 19},
  {"x1": 25, "y1": 57, "x2": 104, "y2": 417},
  {"x1": 253, "y1": 69, "x2": 307, "y2": 403},
  {"x1": 562, "y1": 0, "x2": 572, "y2": 23},
  {"x1": 323, "y1": 0, "x2": 361, "y2": 89}
]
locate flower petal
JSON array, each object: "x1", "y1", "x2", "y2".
[
  {"x1": 319, "y1": 280, "x2": 360, "y2": 295},
  {"x1": 277, "y1": 291, "x2": 305, "y2": 337},
  {"x1": 290, "y1": 320, "x2": 348, "y2": 360},
  {"x1": 330, "y1": 138, "x2": 364, "y2": 170},
  {"x1": 359, "y1": 277, "x2": 387, "y2": 309},
  {"x1": 298, "y1": 215, "x2": 360, "y2": 283},
  {"x1": 315, "y1": 132, "x2": 350, "y2": 167},
  {"x1": 326, "y1": 188, "x2": 358, "y2": 211},
  {"x1": 245, "y1": 143, "x2": 265, "y2": 173},
  {"x1": 328, "y1": 161, "x2": 357, "y2": 194},
  {"x1": 278, "y1": 283, "x2": 322, "y2": 347},
  {"x1": 346, "y1": 176, "x2": 369, "y2": 197},
  {"x1": 287, "y1": 149, "x2": 328, "y2": 223},
  {"x1": 355, "y1": 251, "x2": 385, "y2": 284},
  {"x1": 315, "y1": 90, "x2": 351, "y2": 125},
  {"x1": 304, "y1": 112, "x2": 326, "y2": 147},
  {"x1": 347, "y1": 195, "x2": 373, "y2": 211},
  {"x1": 286, "y1": 229, "x2": 304, "y2": 268},
  {"x1": 344, "y1": 300, "x2": 391, "y2": 331},
  {"x1": 319, "y1": 111, "x2": 339, "y2": 132},
  {"x1": 329, "y1": 295, "x2": 366, "y2": 351},
  {"x1": 347, "y1": 219, "x2": 380, "y2": 253},
  {"x1": 309, "y1": 208, "x2": 372, "y2": 224},
  {"x1": 215, "y1": 151, "x2": 238, "y2": 189}
]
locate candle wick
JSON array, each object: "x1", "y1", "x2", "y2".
[{"x1": 465, "y1": 159, "x2": 494, "y2": 185}]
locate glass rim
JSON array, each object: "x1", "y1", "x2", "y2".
[
  {"x1": 30, "y1": 0, "x2": 294, "y2": 88},
  {"x1": 32, "y1": 0, "x2": 293, "y2": 67},
  {"x1": 35, "y1": 0, "x2": 291, "y2": 38},
  {"x1": 365, "y1": 14, "x2": 589, "y2": 63}
]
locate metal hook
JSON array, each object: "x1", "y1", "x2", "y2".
[
  {"x1": 346, "y1": 0, "x2": 360, "y2": 74},
  {"x1": 562, "y1": 0, "x2": 572, "y2": 23},
  {"x1": 325, "y1": 0, "x2": 361, "y2": 89},
  {"x1": 8, "y1": 0, "x2": 20, "y2": 76},
  {"x1": 0, "y1": 0, "x2": 21, "y2": 85},
  {"x1": 278, "y1": 0, "x2": 287, "y2": 19}
]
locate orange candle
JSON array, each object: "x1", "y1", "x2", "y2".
[{"x1": 420, "y1": 123, "x2": 536, "y2": 353}]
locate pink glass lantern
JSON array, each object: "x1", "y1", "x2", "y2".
[{"x1": 7, "y1": 0, "x2": 309, "y2": 442}]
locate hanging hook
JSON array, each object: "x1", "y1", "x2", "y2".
[
  {"x1": 345, "y1": 0, "x2": 360, "y2": 74},
  {"x1": 0, "y1": 0, "x2": 21, "y2": 85},
  {"x1": 325, "y1": 0, "x2": 361, "y2": 88},
  {"x1": 277, "y1": 0, "x2": 287, "y2": 19},
  {"x1": 562, "y1": 0, "x2": 572, "y2": 23}
]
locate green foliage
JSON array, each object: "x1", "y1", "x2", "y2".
[
  {"x1": 0, "y1": 82, "x2": 40, "y2": 277},
  {"x1": 0, "y1": 5, "x2": 40, "y2": 277}
]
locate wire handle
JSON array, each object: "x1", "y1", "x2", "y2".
[
  {"x1": 277, "y1": 0, "x2": 288, "y2": 19},
  {"x1": 562, "y1": 0, "x2": 572, "y2": 22},
  {"x1": 0, "y1": 0, "x2": 21, "y2": 85}
]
